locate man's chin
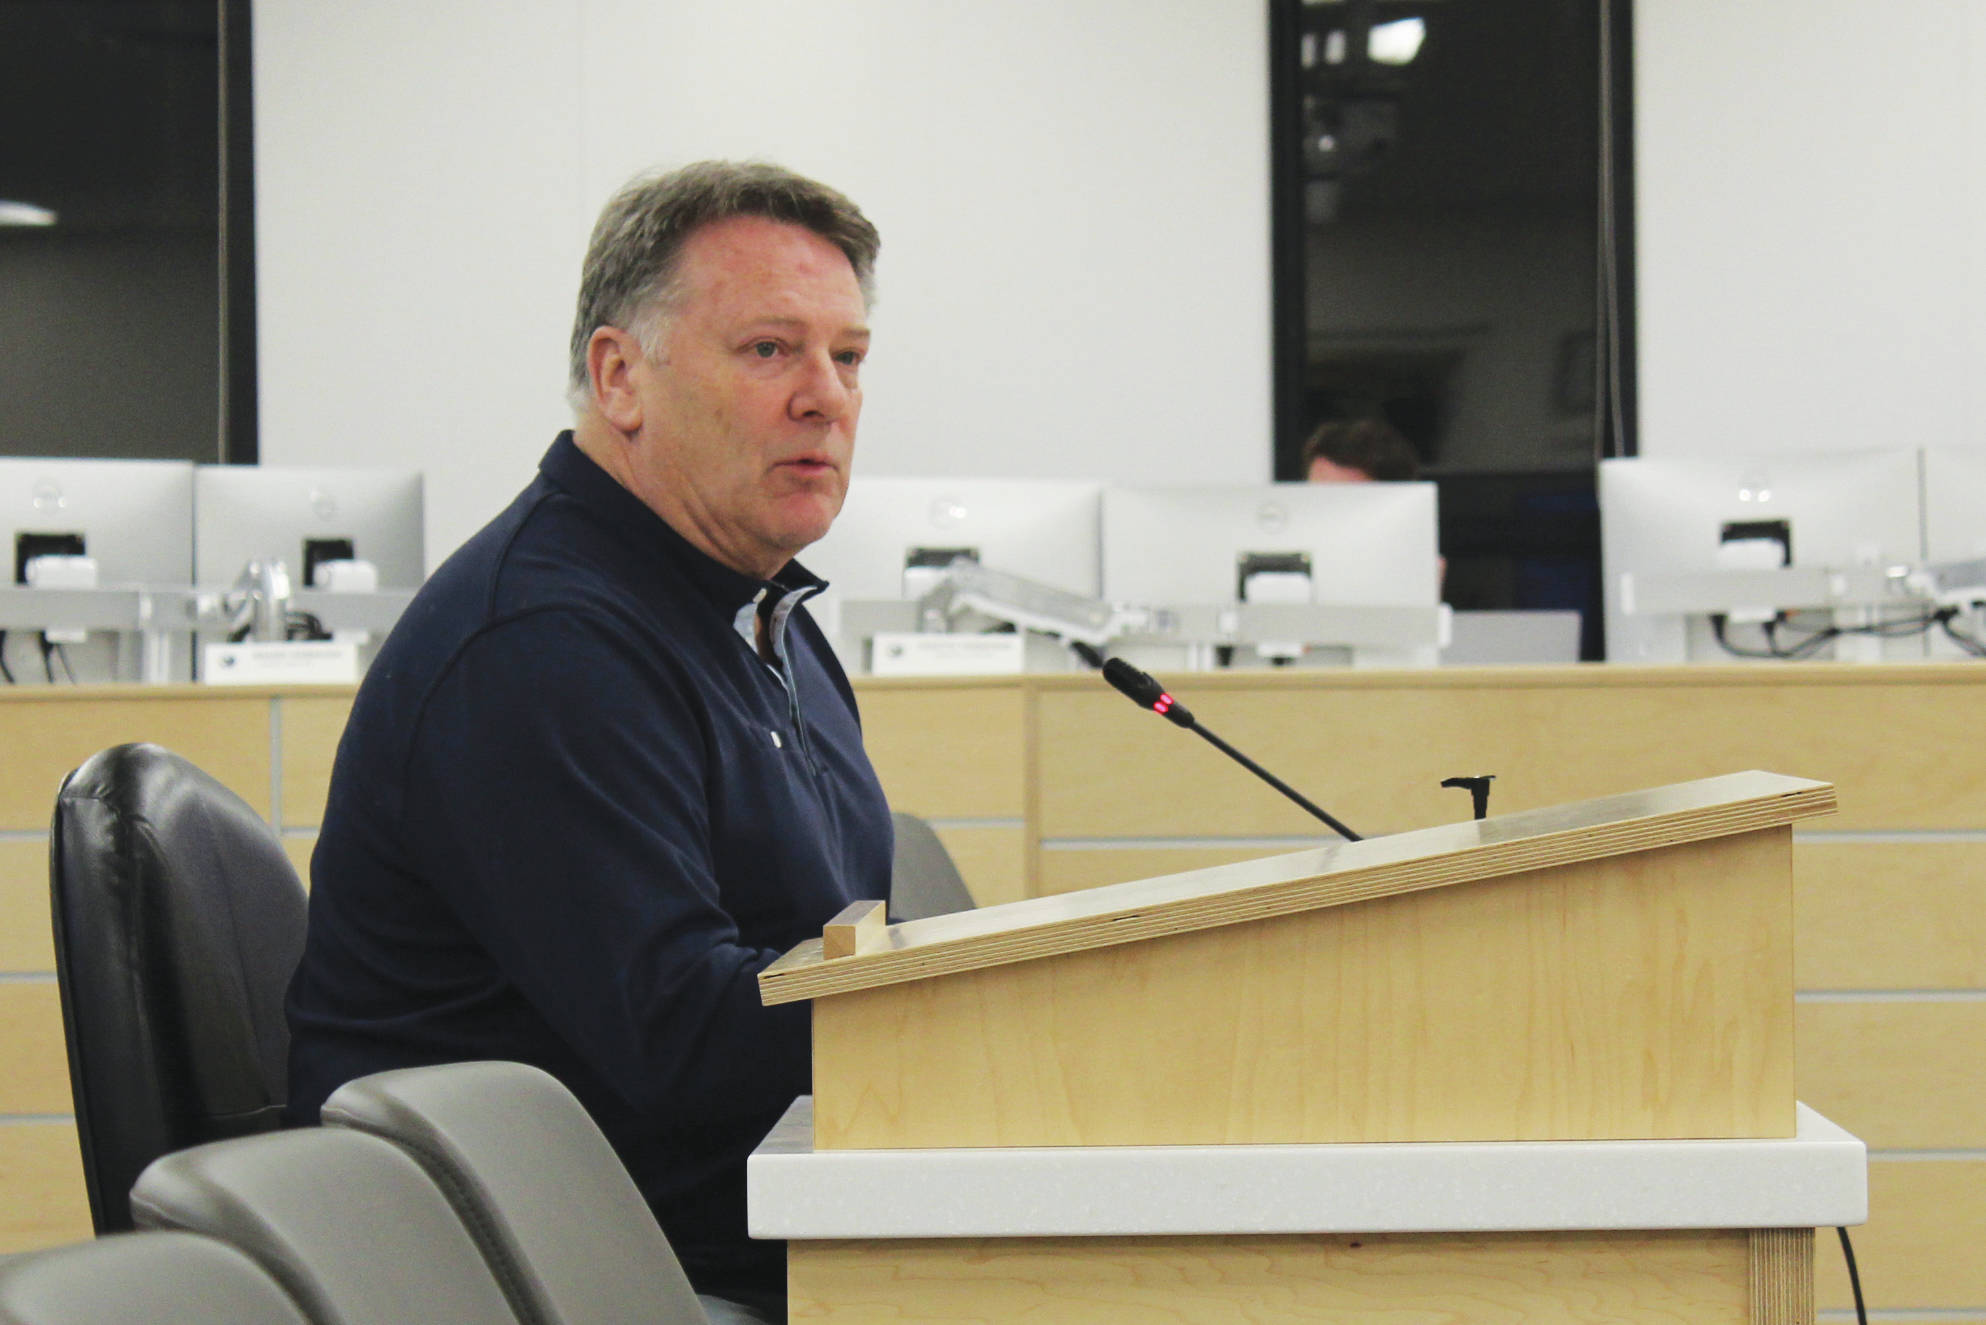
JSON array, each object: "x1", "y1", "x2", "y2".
[{"x1": 770, "y1": 501, "x2": 843, "y2": 559}]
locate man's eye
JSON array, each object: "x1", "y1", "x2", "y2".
[
  {"x1": 751, "y1": 341, "x2": 780, "y2": 358},
  {"x1": 834, "y1": 350, "x2": 864, "y2": 367}
]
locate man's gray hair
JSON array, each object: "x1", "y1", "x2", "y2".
[{"x1": 565, "y1": 160, "x2": 881, "y2": 413}]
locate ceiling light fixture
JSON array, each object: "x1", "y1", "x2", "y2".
[
  {"x1": 1368, "y1": 17, "x2": 1426, "y2": 66},
  {"x1": 0, "y1": 201, "x2": 58, "y2": 227}
]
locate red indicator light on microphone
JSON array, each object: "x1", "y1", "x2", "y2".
[{"x1": 1154, "y1": 694, "x2": 1174, "y2": 714}]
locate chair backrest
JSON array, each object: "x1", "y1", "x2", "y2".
[
  {"x1": 130, "y1": 1127, "x2": 522, "y2": 1325},
  {"x1": 321, "y1": 1061, "x2": 708, "y2": 1325},
  {"x1": 888, "y1": 811, "x2": 976, "y2": 921},
  {"x1": 49, "y1": 742, "x2": 309, "y2": 1233},
  {"x1": 0, "y1": 1231, "x2": 313, "y2": 1325}
]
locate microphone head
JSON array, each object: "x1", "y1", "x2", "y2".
[
  {"x1": 1101, "y1": 657, "x2": 1193, "y2": 727},
  {"x1": 1101, "y1": 657, "x2": 1164, "y2": 707}
]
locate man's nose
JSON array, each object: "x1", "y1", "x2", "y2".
[{"x1": 790, "y1": 350, "x2": 854, "y2": 422}]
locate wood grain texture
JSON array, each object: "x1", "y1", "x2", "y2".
[
  {"x1": 1750, "y1": 1228, "x2": 1814, "y2": 1325},
  {"x1": 853, "y1": 681, "x2": 1028, "y2": 818},
  {"x1": 823, "y1": 901, "x2": 887, "y2": 960},
  {"x1": 1796, "y1": 1001, "x2": 1986, "y2": 1148},
  {"x1": 932, "y1": 825, "x2": 1028, "y2": 907},
  {"x1": 275, "y1": 693, "x2": 353, "y2": 828},
  {"x1": 1030, "y1": 665, "x2": 1986, "y2": 837},
  {"x1": 788, "y1": 1228, "x2": 1754, "y2": 1324},
  {"x1": 1794, "y1": 841, "x2": 1986, "y2": 990},
  {"x1": 811, "y1": 829, "x2": 1795, "y2": 1149},
  {"x1": 0, "y1": 982, "x2": 71, "y2": 1114},
  {"x1": 0, "y1": 691, "x2": 272, "y2": 829},
  {"x1": 1814, "y1": 1160, "x2": 1986, "y2": 1311},
  {"x1": 1038, "y1": 844, "x2": 1308, "y2": 896},
  {"x1": 763, "y1": 773, "x2": 1831, "y2": 1006},
  {"x1": 0, "y1": 1124, "x2": 92, "y2": 1253},
  {"x1": 0, "y1": 840, "x2": 53, "y2": 972}
]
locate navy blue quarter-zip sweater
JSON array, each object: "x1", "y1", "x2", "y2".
[{"x1": 286, "y1": 433, "x2": 892, "y2": 1301}]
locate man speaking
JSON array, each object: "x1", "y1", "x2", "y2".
[{"x1": 286, "y1": 162, "x2": 894, "y2": 1320}]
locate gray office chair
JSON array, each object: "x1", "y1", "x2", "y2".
[
  {"x1": 321, "y1": 1061, "x2": 709, "y2": 1325},
  {"x1": 888, "y1": 812, "x2": 976, "y2": 921},
  {"x1": 0, "y1": 1231, "x2": 313, "y2": 1325},
  {"x1": 130, "y1": 1127, "x2": 522, "y2": 1325}
]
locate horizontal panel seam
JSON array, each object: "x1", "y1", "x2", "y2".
[{"x1": 1797, "y1": 990, "x2": 1986, "y2": 1002}]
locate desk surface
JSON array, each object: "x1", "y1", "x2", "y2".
[{"x1": 748, "y1": 1098, "x2": 1866, "y2": 1241}]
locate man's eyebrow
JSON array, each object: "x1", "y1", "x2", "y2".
[{"x1": 745, "y1": 316, "x2": 870, "y2": 339}]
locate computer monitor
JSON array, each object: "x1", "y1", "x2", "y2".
[
  {"x1": 1921, "y1": 448, "x2": 1986, "y2": 660},
  {"x1": 1923, "y1": 449, "x2": 1986, "y2": 563},
  {"x1": 0, "y1": 457, "x2": 196, "y2": 682},
  {"x1": 1101, "y1": 483, "x2": 1439, "y2": 604},
  {"x1": 194, "y1": 466, "x2": 425, "y2": 589},
  {"x1": 1100, "y1": 483, "x2": 1441, "y2": 667},
  {"x1": 0, "y1": 457, "x2": 196, "y2": 587},
  {"x1": 800, "y1": 477, "x2": 1105, "y2": 664},
  {"x1": 1599, "y1": 451, "x2": 1925, "y2": 663}
]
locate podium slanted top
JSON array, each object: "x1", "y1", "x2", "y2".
[{"x1": 758, "y1": 770, "x2": 1835, "y2": 1007}]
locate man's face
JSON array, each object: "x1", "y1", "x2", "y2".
[
  {"x1": 615, "y1": 215, "x2": 869, "y2": 580},
  {"x1": 1307, "y1": 456, "x2": 1374, "y2": 484}
]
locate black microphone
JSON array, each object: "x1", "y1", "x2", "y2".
[{"x1": 1097, "y1": 657, "x2": 1361, "y2": 841}]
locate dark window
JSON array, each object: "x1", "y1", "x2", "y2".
[
  {"x1": 0, "y1": 0, "x2": 255, "y2": 463},
  {"x1": 1270, "y1": 0, "x2": 1634, "y2": 658}
]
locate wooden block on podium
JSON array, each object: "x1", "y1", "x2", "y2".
[{"x1": 761, "y1": 771, "x2": 1836, "y2": 1150}]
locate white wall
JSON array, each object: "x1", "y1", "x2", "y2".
[
  {"x1": 1634, "y1": 0, "x2": 1986, "y2": 460},
  {"x1": 258, "y1": 2, "x2": 1986, "y2": 566},
  {"x1": 255, "y1": 1, "x2": 1271, "y2": 566}
]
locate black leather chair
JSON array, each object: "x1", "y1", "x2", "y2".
[
  {"x1": 48, "y1": 742, "x2": 309, "y2": 1234},
  {"x1": 888, "y1": 811, "x2": 976, "y2": 921}
]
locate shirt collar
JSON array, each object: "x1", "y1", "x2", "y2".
[{"x1": 538, "y1": 431, "x2": 828, "y2": 619}]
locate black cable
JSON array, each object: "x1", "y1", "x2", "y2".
[
  {"x1": 50, "y1": 642, "x2": 76, "y2": 684},
  {"x1": 1714, "y1": 609, "x2": 1950, "y2": 661},
  {"x1": 38, "y1": 633, "x2": 55, "y2": 684},
  {"x1": 0, "y1": 631, "x2": 13, "y2": 684},
  {"x1": 1710, "y1": 614, "x2": 1799, "y2": 660},
  {"x1": 1936, "y1": 608, "x2": 1986, "y2": 657},
  {"x1": 1836, "y1": 1227, "x2": 1867, "y2": 1325},
  {"x1": 285, "y1": 610, "x2": 328, "y2": 642}
]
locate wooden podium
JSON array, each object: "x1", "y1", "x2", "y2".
[{"x1": 754, "y1": 771, "x2": 1867, "y2": 1322}]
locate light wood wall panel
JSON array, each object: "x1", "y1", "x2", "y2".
[
  {"x1": 282, "y1": 834, "x2": 316, "y2": 887},
  {"x1": 790, "y1": 1229, "x2": 1755, "y2": 1324},
  {"x1": 855, "y1": 681, "x2": 1027, "y2": 819},
  {"x1": 0, "y1": 691, "x2": 273, "y2": 829},
  {"x1": 0, "y1": 1124, "x2": 92, "y2": 1253},
  {"x1": 276, "y1": 693, "x2": 353, "y2": 828},
  {"x1": 1034, "y1": 667, "x2": 1986, "y2": 838},
  {"x1": 1815, "y1": 1161, "x2": 1986, "y2": 1311},
  {"x1": 1796, "y1": 1000, "x2": 1986, "y2": 1148},
  {"x1": 930, "y1": 826, "x2": 1028, "y2": 908},
  {"x1": 0, "y1": 841, "x2": 52, "y2": 972},
  {"x1": 1795, "y1": 841, "x2": 1986, "y2": 990},
  {"x1": 0, "y1": 982, "x2": 70, "y2": 1114}
]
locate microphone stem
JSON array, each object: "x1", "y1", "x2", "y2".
[{"x1": 1188, "y1": 721, "x2": 1362, "y2": 841}]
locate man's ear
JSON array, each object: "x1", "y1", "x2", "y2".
[{"x1": 588, "y1": 327, "x2": 646, "y2": 433}]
